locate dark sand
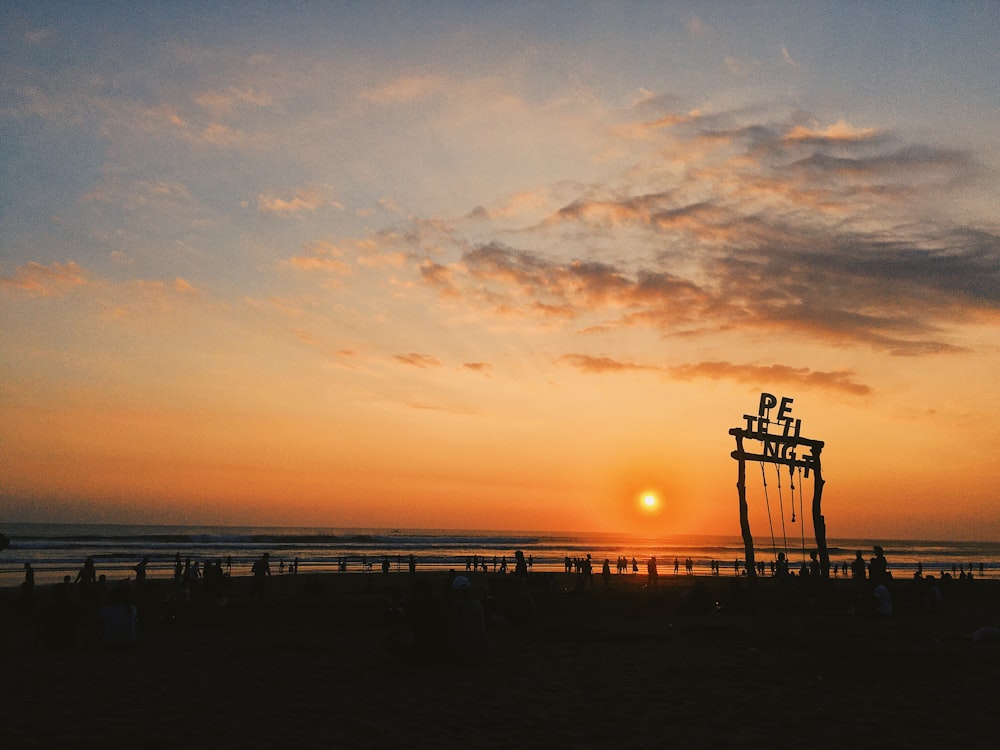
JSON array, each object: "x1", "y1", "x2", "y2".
[{"x1": 3, "y1": 571, "x2": 999, "y2": 749}]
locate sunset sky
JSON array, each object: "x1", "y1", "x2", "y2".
[{"x1": 2, "y1": 2, "x2": 998, "y2": 541}]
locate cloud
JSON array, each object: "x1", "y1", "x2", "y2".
[
  {"x1": 361, "y1": 75, "x2": 444, "y2": 105},
  {"x1": 725, "y1": 56, "x2": 762, "y2": 77},
  {"x1": 686, "y1": 15, "x2": 709, "y2": 37},
  {"x1": 394, "y1": 353, "x2": 442, "y2": 368},
  {"x1": 258, "y1": 187, "x2": 338, "y2": 216},
  {"x1": 193, "y1": 86, "x2": 273, "y2": 115},
  {"x1": 781, "y1": 46, "x2": 801, "y2": 67},
  {"x1": 1, "y1": 261, "x2": 88, "y2": 296},
  {"x1": 558, "y1": 354, "x2": 872, "y2": 396},
  {"x1": 557, "y1": 354, "x2": 661, "y2": 374},
  {"x1": 24, "y1": 28, "x2": 55, "y2": 45},
  {"x1": 283, "y1": 256, "x2": 352, "y2": 275},
  {"x1": 462, "y1": 362, "x2": 492, "y2": 373},
  {"x1": 784, "y1": 118, "x2": 879, "y2": 144},
  {"x1": 667, "y1": 361, "x2": 872, "y2": 396}
]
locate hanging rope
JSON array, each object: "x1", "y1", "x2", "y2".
[
  {"x1": 788, "y1": 464, "x2": 805, "y2": 562},
  {"x1": 759, "y1": 461, "x2": 778, "y2": 561},
  {"x1": 797, "y1": 465, "x2": 806, "y2": 561},
  {"x1": 775, "y1": 463, "x2": 789, "y2": 556}
]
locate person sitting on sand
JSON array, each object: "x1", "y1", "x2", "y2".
[
  {"x1": 775, "y1": 552, "x2": 790, "y2": 580},
  {"x1": 98, "y1": 587, "x2": 138, "y2": 647},
  {"x1": 872, "y1": 584, "x2": 893, "y2": 616},
  {"x1": 445, "y1": 576, "x2": 488, "y2": 666}
]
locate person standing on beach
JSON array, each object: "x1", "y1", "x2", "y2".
[
  {"x1": 21, "y1": 562, "x2": 35, "y2": 603},
  {"x1": 514, "y1": 550, "x2": 528, "y2": 579},
  {"x1": 647, "y1": 556, "x2": 659, "y2": 587},
  {"x1": 851, "y1": 551, "x2": 866, "y2": 585},
  {"x1": 134, "y1": 556, "x2": 149, "y2": 594},
  {"x1": 75, "y1": 556, "x2": 98, "y2": 610},
  {"x1": 251, "y1": 552, "x2": 271, "y2": 601},
  {"x1": 869, "y1": 546, "x2": 889, "y2": 586}
]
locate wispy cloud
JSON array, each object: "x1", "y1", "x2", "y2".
[
  {"x1": 394, "y1": 352, "x2": 442, "y2": 368},
  {"x1": 1, "y1": 261, "x2": 88, "y2": 296},
  {"x1": 258, "y1": 187, "x2": 340, "y2": 216},
  {"x1": 361, "y1": 75, "x2": 445, "y2": 104},
  {"x1": 667, "y1": 361, "x2": 871, "y2": 396},
  {"x1": 558, "y1": 354, "x2": 872, "y2": 396},
  {"x1": 781, "y1": 46, "x2": 801, "y2": 67}
]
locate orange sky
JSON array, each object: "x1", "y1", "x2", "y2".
[{"x1": 2, "y1": 4, "x2": 999, "y2": 540}]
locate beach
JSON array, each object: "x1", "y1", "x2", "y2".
[{"x1": 3, "y1": 570, "x2": 999, "y2": 749}]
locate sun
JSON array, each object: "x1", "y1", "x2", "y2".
[{"x1": 642, "y1": 493, "x2": 658, "y2": 509}]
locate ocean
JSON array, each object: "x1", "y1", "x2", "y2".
[{"x1": 1, "y1": 523, "x2": 998, "y2": 588}]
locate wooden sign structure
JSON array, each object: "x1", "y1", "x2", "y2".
[{"x1": 730, "y1": 393, "x2": 829, "y2": 578}]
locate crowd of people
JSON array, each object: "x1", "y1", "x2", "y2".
[{"x1": 6, "y1": 540, "x2": 997, "y2": 657}]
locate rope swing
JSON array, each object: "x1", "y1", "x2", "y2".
[
  {"x1": 759, "y1": 461, "x2": 779, "y2": 562},
  {"x1": 774, "y1": 463, "x2": 789, "y2": 557},
  {"x1": 788, "y1": 464, "x2": 807, "y2": 563}
]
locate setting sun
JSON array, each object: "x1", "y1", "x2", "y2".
[{"x1": 642, "y1": 494, "x2": 658, "y2": 509}]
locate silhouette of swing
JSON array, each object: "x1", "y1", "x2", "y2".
[{"x1": 730, "y1": 393, "x2": 828, "y2": 581}]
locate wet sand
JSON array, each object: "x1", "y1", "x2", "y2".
[{"x1": 3, "y1": 571, "x2": 999, "y2": 749}]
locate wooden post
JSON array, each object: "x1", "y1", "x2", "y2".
[
  {"x1": 811, "y1": 452, "x2": 829, "y2": 577},
  {"x1": 734, "y1": 435, "x2": 757, "y2": 581}
]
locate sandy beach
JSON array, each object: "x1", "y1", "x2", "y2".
[{"x1": 3, "y1": 570, "x2": 999, "y2": 749}]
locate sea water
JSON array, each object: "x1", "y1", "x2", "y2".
[{"x1": 1, "y1": 523, "x2": 998, "y2": 588}]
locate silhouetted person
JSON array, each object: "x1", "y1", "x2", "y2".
[
  {"x1": 98, "y1": 587, "x2": 137, "y2": 648},
  {"x1": 445, "y1": 576, "x2": 488, "y2": 666},
  {"x1": 869, "y1": 545, "x2": 890, "y2": 586},
  {"x1": 514, "y1": 550, "x2": 528, "y2": 579},
  {"x1": 36, "y1": 575, "x2": 77, "y2": 649},
  {"x1": 134, "y1": 556, "x2": 149, "y2": 594},
  {"x1": 602, "y1": 558, "x2": 611, "y2": 585},
  {"x1": 851, "y1": 551, "x2": 866, "y2": 582},
  {"x1": 808, "y1": 550, "x2": 821, "y2": 577},
  {"x1": 251, "y1": 552, "x2": 271, "y2": 601},
  {"x1": 75, "y1": 556, "x2": 98, "y2": 610},
  {"x1": 579, "y1": 554, "x2": 594, "y2": 588},
  {"x1": 20, "y1": 562, "x2": 35, "y2": 604},
  {"x1": 775, "y1": 552, "x2": 790, "y2": 581},
  {"x1": 646, "y1": 556, "x2": 659, "y2": 588},
  {"x1": 384, "y1": 577, "x2": 445, "y2": 666},
  {"x1": 872, "y1": 584, "x2": 893, "y2": 616}
]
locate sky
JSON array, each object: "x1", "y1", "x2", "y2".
[{"x1": 2, "y1": 2, "x2": 998, "y2": 541}]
